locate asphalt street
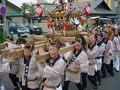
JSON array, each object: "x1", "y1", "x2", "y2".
[{"x1": 2, "y1": 69, "x2": 120, "y2": 90}]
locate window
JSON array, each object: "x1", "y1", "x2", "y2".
[
  {"x1": 9, "y1": 23, "x2": 16, "y2": 28},
  {"x1": 16, "y1": 23, "x2": 25, "y2": 28}
]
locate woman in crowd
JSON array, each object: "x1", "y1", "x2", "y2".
[
  {"x1": 87, "y1": 34, "x2": 99, "y2": 89},
  {"x1": 9, "y1": 37, "x2": 27, "y2": 90},
  {"x1": 40, "y1": 37, "x2": 64, "y2": 90},
  {"x1": 63, "y1": 35, "x2": 88, "y2": 90},
  {"x1": 8, "y1": 43, "x2": 43, "y2": 90},
  {"x1": 95, "y1": 33, "x2": 105, "y2": 85},
  {"x1": 112, "y1": 28, "x2": 120, "y2": 72},
  {"x1": 0, "y1": 50, "x2": 11, "y2": 90},
  {"x1": 101, "y1": 28, "x2": 114, "y2": 78}
]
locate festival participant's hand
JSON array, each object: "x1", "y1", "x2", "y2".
[
  {"x1": 40, "y1": 60, "x2": 46, "y2": 67},
  {"x1": 75, "y1": 65, "x2": 80, "y2": 70},
  {"x1": 105, "y1": 53, "x2": 110, "y2": 57},
  {"x1": 8, "y1": 58, "x2": 14, "y2": 64}
]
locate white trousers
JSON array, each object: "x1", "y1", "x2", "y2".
[
  {"x1": 56, "y1": 84, "x2": 62, "y2": 90},
  {"x1": 0, "y1": 85, "x2": 5, "y2": 90},
  {"x1": 113, "y1": 55, "x2": 120, "y2": 71}
]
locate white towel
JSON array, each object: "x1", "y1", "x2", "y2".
[{"x1": 74, "y1": 17, "x2": 80, "y2": 25}]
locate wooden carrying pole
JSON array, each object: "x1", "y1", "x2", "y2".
[
  {"x1": 28, "y1": 35, "x2": 76, "y2": 42},
  {"x1": 36, "y1": 44, "x2": 75, "y2": 62},
  {"x1": 0, "y1": 43, "x2": 8, "y2": 49},
  {"x1": 4, "y1": 43, "x2": 46, "y2": 59},
  {"x1": 1, "y1": 36, "x2": 75, "y2": 58},
  {"x1": 1, "y1": 41, "x2": 46, "y2": 58}
]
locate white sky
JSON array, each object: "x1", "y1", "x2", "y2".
[{"x1": 8, "y1": 0, "x2": 55, "y2": 7}]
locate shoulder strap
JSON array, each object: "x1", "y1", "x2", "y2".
[{"x1": 66, "y1": 49, "x2": 82, "y2": 69}]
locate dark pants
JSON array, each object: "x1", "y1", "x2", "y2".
[
  {"x1": 88, "y1": 75, "x2": 97, "y2": 87},
  {"x1": 63, "y1": 81, "x2": 84, "y2": 90},
  {"x1": 81, "y1": 73, "x2": 87, "y2": 89},
  {"x1": 101, "y1": 63, "x2": 114, "y2": 77},
  {"x1": 101, "y1": 57, "x2": 106, "y2": 77},
  {"x1": 110, "y1": 60, "x2": 114, "y2": 71},
  {"x1": 101, "y1": 62, "x2": 106, "y2": 77},
  {"x1": 9, "y1": 73, "x2": 20, "y2": 88},
  {"x1": 95, "y1": 70, "x2": 101, "y2": 83},
  {"x1": 22, "y1": 86, "x2": 39, "y2": 90}
]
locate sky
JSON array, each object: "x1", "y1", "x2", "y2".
[{"x1": 8, "y1": 0, "x2": 55, "y2": 7}]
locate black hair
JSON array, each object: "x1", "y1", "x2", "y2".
[
  {"x1": 76, "y1": 34, "x2": 87, "y2": 51},
  {"x1": 6, "y1": 34, "x2": 13, "y2": 41},
  {"x1": 98, "y1": 33, "x2": 104, "y2": 39},
  {"x1": 16, "y1": 37, "x2": 26, "y2": 45},
  {"x1": 49, "y1": 37, "x2": 62, "y2": 50}
]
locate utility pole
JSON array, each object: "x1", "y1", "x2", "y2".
[{"x1": 2, "y1": 0, "x2": 7, "y2": 40}]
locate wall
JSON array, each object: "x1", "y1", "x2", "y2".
[
  {"x1": 12, "y1": 17, "x2": 23, "y2": 23},
  {"x1": 6, "y1": 4, "x2": 22, "y2": 14}
]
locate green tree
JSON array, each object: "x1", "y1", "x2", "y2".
[
  {"x1": 28, "y1": 4, "x2": 35, "y2": 13},
  {"x1": 21, "y1": 3, "x2": 29, "y2": 12},
  {"x1": 21, "y1": 3, "x2": 35, "y2": 13}
]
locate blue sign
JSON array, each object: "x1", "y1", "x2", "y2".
[{"x1": 0, "y1": 6, "x2": 6, "y2": 15}]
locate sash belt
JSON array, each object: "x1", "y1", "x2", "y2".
[
  {"x1": 42, "y1": 82, "x2": 60, "y2": 89},
  {"x1": 65, "y1": 68, "x2": 79, "y2": 74}
]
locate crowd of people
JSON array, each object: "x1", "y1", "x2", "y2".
[{"x1": 0, "y1": 23, "x2": 120, "y2": 90}]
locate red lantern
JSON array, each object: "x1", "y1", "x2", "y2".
[
  {"x1": 85, "y1": 5, "x2": 91, "y2": 15},
  {"x1": 36, "y1": 5, "x2": 43, "y2": 16},
  {"x1": 107, "y1": 19, "x2": 110, "y2": 22}
]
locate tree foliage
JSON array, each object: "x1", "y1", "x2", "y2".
[{"x1": 21, "y1": 3, "x2": 35, "y2": 13}]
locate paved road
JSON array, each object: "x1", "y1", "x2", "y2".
[{"x1": 2, "y1": 70, "x2": 120, "y2": 90}]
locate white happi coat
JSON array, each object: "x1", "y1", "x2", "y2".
[
  {"x1": 18, "y1": 56, "x2": 43, "y2": 89},
  {"x1": 87, "y1": 44, "x2": 99, "y2": 76},
  {"x1": 10, "y1": 60, "x2": 19, "y2": 74},
  {"x1": 112, "y1": 37, "x2": 120, "y2": 60},
  {"x1": 64, "y1": 50, "x2": 89, "y2": 83},
  {"x1": 104, "y1": 40, "x2": 113, "y2": 65},
  {"x1": 41, "y1": 57, "x2": 64, "y2": 90},
  {"x1": 5, "y1": 42, "x2": 16, "y2": 49},
  {"x1": 118, "y1": 36, "x2": 120, "y2": 45},
  {"x1": 5, "y1": 42, "x2": 19, "y2": 75},
  {"x1": 96, "y1": 43, "x2": 105, "y2": 70},
  {"x1": 118, "y1": 36, "x2": 120, "y2": 56},
  {"x1": 0, "y1": 59, "x2": 10, "y2": 75}
]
